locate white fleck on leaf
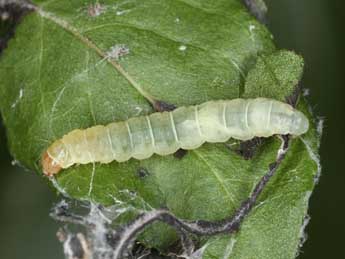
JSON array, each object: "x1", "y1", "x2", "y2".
[
  {"x1": 179, "y1": 45, "x2": 187, "y2": 51},
  {"x1": 11, "y1": 88, "x2": 24, "y2": 108},
  {"x1": 106, "y1": 44, "x2": 130, "y2": 60}
]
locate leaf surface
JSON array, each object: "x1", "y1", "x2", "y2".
[
  {"x1": 243, "y1": 50, "x2": 304, "y2": 100},
  {"x1": 0, "y1": 0, "x2": 319, "y2": 257}
]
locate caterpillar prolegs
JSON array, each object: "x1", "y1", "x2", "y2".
[{"x1": 42, "y1": 98, "x2": 309, "y2": 176}]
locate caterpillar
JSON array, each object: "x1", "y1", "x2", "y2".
[{"x1": 42, "y1": 98, "x2": 309, "y2": 176}]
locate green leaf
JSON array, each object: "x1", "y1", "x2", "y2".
[
  {"x1": 243, "y1": 50, "x2": 304, "y2": 100},
  {"x1": 0, "y1": 0, "x2": 319, "y2": 258}
]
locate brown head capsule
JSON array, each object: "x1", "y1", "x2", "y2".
[{"x1": 42, "y1": 151, "x2": 62, "y2": 176}]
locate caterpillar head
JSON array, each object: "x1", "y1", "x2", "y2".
[
  {"x1": 42, "y1": 151, "x2": 62, "y2": 176},
  {"x1": 42, "y1": 139, "x2": 67, "y2": 176}
]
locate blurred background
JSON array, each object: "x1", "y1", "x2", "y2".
[{"x1": 0, "y1": 0, "x2": 344, "y2": 258}]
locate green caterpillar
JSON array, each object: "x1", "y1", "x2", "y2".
[{"x1": 42, "y1": 98, "x2": 309, "y2": 176}]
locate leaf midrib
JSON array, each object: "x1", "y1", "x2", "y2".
[{"x1": 34, "y1": 7, "x2": 156, "y2": 104}]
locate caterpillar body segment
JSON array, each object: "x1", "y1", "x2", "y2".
[{"x1": 42, "y1": 98, "x2": 309, "y2": 176}]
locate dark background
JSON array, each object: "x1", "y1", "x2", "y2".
[{"x1": 0, "y1": 0, "x2": 344, "y2": 258}]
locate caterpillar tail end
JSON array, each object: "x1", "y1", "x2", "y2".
[{"x1": 42, "y1": 151, "x2": 62, "y2": 177}]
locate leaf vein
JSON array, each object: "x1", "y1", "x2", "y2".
[
  {"x1": 35, "y1": 7, "x2": 156, "y2": 105},
  {"x1": 193, "y1": 150, "x2": 237, "y2": 206},
  {"x1": 83, "y1": 22, "x2": 245, "y2": 77}
]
